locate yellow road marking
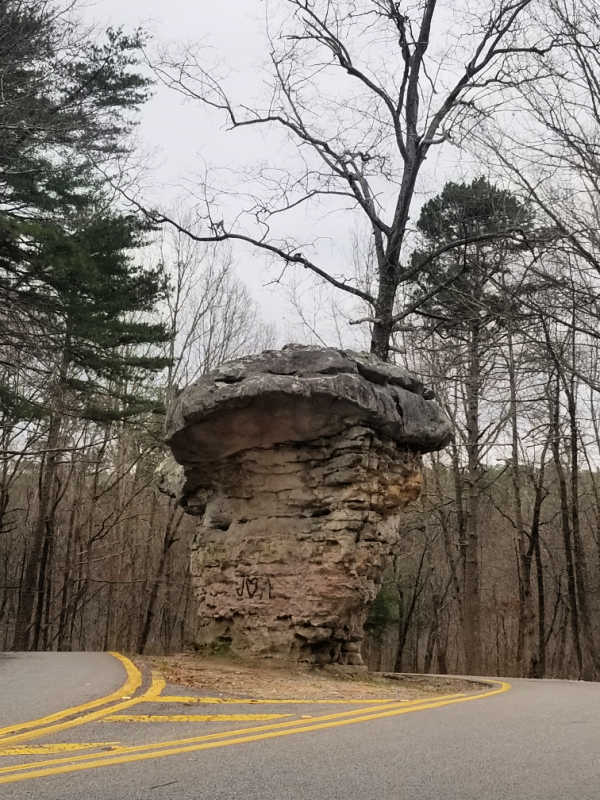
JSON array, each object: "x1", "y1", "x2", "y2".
[
  {"x1": 0, "y1": 689, "x2": 467, "y2": 773},
  {"x1": 0, "y1": 691, "x2": 466, "y2": 775},
  {"x1": 143, "y1": 672, "x2": 166, "y2": 700},
  {"x1": 0, "y1": 682, "x2": 510, "y2": 784},
  {"x1": 0, "y1": 743, "x2": 121, "y2": 756},
  {"x1": 152, "y1": 695, "x2": 400, "y2": 705},
  {"x1": 103, "y1": 713, "x2": 293, "y2": 723},
  {"x1": 0, "y1": 667, "x2": 161, "y2": 746},
  {"x1": 0, "y1": 653, "x2": 141, "y2": 740}
]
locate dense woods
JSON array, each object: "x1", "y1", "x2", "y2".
[{"x1": 3, "y1": 0, "x2": 600, "y2": 680}]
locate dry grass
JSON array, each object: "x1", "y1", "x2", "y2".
[{"x1": 137, "y1": 654, "x2": 482, "y2": 701}]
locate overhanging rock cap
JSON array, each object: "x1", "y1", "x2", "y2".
[{"x1": 166, "y1": 345, "x2": 452, "y2": 472}]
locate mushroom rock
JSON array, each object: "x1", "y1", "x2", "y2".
[{"x1": 166, "y1": 344, "x2": 451, "y2": 665}]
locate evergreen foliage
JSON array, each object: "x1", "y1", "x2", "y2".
[
  {"x1": 0, "y1": 0, "x2": 169, "y2": 424},
  {"x1": 410, "y1": 177, "x2": 534, "y2": 336},
  {"x1": 365, "y1": 575, "x2": 400, "y2": 641}
]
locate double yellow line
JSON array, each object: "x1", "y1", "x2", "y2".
[
  {"x1": 0, "y1": 652, "x2": 142, "y2": 746},
  {"x1": 0, "y1": 669, "x2": 511, "y2": 786}
]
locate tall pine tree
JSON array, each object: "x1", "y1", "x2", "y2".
[
  {"x1": 0, "y1": 1, "x2": 171, "y2": 649},
  {"x1": 410, "y1": 177, "x2": 533, "y2": 674}
]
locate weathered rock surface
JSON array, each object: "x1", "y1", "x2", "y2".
[{"x1": 166, "y1": 344, "x2": 451, "y2": 664}]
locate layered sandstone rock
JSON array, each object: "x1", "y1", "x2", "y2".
[{"x1": 166, "y1": 344, "x2": 451, "y2": 664}]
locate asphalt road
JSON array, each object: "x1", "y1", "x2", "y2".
[
  {"x1": 0, "y1": 652, "x2": 126, "y2": 726},
  {"x1": 1, "y1": 653, "x2": 600, "y2": 799}
]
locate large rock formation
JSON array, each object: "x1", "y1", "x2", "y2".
[{"x1": 166, "y1": 344, "x2": 451, "y2": 665}]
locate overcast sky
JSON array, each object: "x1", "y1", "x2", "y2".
[{"x1": 82, "y1": 0, "x2": 481, "y2": 348}]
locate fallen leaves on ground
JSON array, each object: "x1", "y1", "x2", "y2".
[{"x1": 136, "y1": 654, "x2": 482, "y2": 701}]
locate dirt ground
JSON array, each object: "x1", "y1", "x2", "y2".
[{"x1": 137, "y1": 654, "x2": 485, "y2": 701}]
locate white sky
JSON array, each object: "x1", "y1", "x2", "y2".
[{"x1": 82, "y1": 0, "x2": 483, "y2": 348}]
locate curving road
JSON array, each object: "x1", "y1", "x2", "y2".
[
  {"x1": 1, "y1": 653, "x2": 600, "y2": 799},
  {"x1": 0, "y1": 652, "x2": 128, "y2": 727}
]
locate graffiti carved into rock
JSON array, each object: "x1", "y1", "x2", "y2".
[{"x1": 166, "y1": 344, "x2": 451, "y2": 665}]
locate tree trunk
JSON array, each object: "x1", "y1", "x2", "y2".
[
  {"x1": 565, "y1": 377, "x2": 598, "y2": 679},
  {"x1": 370, "y1": 272, "x2": 398, "y2": 361},
  {"x1": 463, "y1": 320, "x2": 482, "y2": 675},
  {"x1": 138, "y1": 504, "x2": 182, "y2": 654},
  {"x1": 12, "y1": 413, "x2": 61, "y2": 650},
  {"x1": 533, "y1": 525, "x2": 546, "y2": 678},
  {"x1": 506, "y1": 330, "x2": 535, "y2": 675},
  {"x1": 550, "y1": 377, "x2": 583, "y2": 678}
]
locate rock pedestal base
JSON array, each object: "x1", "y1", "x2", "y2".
[{"x1": 189, "y1": 426, "x2": 422, "y2": 664}]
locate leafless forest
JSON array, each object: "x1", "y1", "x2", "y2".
[{"x1": 4, "y1": 0, "x2": 600, "y2": 680}]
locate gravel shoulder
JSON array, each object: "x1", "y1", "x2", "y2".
[{"x1": 136, "y1": 653, "x2": 485, "y2": 700}]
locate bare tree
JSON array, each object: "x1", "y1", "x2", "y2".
[
  {"x1": 147, "y1": 0, "x2": 546, "y2": 361},
  {"x1": 482, "y1": 0, "x2": 600, "y2": 304},
  {"x1": 160, "y1": 219, "x2": 275, "y2": 402}
]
